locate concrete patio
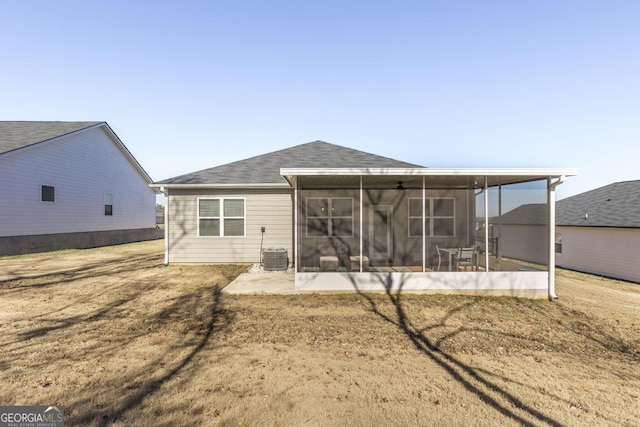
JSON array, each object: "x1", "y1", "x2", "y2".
[{"x1": 222, "y1": 271, "x2": 297, "y2": 294}]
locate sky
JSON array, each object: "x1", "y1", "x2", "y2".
[{"x1": 1, "y1": 1, "x2": 639, "y2": 203}]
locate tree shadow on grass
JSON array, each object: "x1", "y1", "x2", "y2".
[
  {"x1": 72, "y1": 285, "x2": 231, "y2": 426},
  {"x1": 353, "y1": 274, "x2": 563, "y2": 427},
  {"x1": 0, "y1": 251, "x2": 242, "y2": 426}
]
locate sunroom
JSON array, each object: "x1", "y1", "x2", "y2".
[{"x1": 282, "y1": 167, "x2": 578, "y2": 299}]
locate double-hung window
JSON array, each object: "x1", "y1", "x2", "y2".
[
  {"x1": 307, "y1": 197, "x2": 353, "y2": 237},
  {"x1": 198, "y1": 198, "x2": 245, "y2": 237},
  {"x1": 409, "y1": 197, "x2": 455, "y2": 237}
]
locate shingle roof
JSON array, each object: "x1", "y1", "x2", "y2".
[
  {"x1": 495, "y1": 203, "x2": 548, "y2": 225},
  {"x1": 556, "y1": 180, "x2": 640, "y2": 228},
  {"x1": 157, "y1": 140, "x2": 424, "y2": 185},
  {"x1": 0, "y1": 121, "x2": 103, "y2": 155}
]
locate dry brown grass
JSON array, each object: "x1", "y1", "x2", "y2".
[{"x1": 0, "y1": 240, "x2": 638, "y2": 426}]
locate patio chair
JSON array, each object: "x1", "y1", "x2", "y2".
[
  {"x1": 433, "y1": 244, "x2": 443, "y2": 271},
  {"x1": 455, "y1": 247, "x2": 476, "y2": 271}
]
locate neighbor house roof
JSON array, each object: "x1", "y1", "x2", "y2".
[
  {"x1": 556, "y1": 180, "x2": 640, "y2": 228},
  {"x1": 0, "y1": 121, "x2": 102, "y2": 155},
  {"x1": 156, "y1": 140, "x2": 423, "y2": 186},
  {"x1": 0, "y1": 121, "x2": 155, "y2": 186},
  {"x1": 493, "y1": 203, "x2": 548, "y2": 226}
]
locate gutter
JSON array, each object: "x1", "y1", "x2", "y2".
[{"x1": 149, "y1": 183, "x2": 291, "y2": 189}]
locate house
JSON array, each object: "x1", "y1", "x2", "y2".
[
  {"x1": 0, "y1": 121, "x2": 161, "y2": 255},
  {"x1": 489, "y1": 203, "x2": 549, "y2": 265},
  {"x1": 555, "y1": 180, "x2": 640, "y2": 283},
  {"x1": 153, "y1": 141, "x2": 577, "y2": 298}
]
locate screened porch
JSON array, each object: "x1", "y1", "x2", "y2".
[{"x1": 282, "y1": 168, "x2": 577, "y2": 298}]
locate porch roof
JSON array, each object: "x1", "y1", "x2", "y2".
[{"x1": 281, "y1": 167, "x2": 579, "y2": 188}]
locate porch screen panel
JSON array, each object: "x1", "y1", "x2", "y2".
[
  {"x1": 307, "y1": 198, "x2": 329, "y2": 237},
  {"x1": 409, "y1": 198, "x2": 424, "y2": 236},
  {"x1": 373, "y1": 209, "x2": 391, "y2": 254},
  {"x1": 490, "y1": 180, "x2": 549, "y2": 270},
  {"x1": 433, "y1": 198, "x2": 455, "y2": 237},
  {"x1": 331, "y1": 198, "x2": 353, "y2": 237},
  {"x1": 408, "y1": 197, "x2": 454, "y2": 237}
]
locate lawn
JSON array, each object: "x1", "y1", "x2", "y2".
[{"x1": 0, "y1": 240, "x2": 638, "y2": 426}]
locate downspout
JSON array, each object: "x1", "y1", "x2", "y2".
[
  {"x1": 162, "y1": 187, "x2": 169, "y2": 265},
  {"x1": 547, "y1": 175, "x2": 565, "y2": 300}
]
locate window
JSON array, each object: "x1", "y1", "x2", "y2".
[
  {"x1": 104, "y1": 193, "x2": 113, "y2": 216},
  {"x1": 408, "y1": 197, "x2": 455, "y2": 237},
  {"x1": 41, "y1": 185, "x2": 55, "y2": 202},
  {"x1": 306, "y1": 197, "x2": 353, "y2": 237},
  {"x1": 198, "y1": 198, "x2": 245, "y2": 237},
  {"x1": 555, "y1": 233, "x2": 562, "y2": 253}
]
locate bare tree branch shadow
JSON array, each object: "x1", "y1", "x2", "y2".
[
  {"x1": 353, "y1": 274, "x2": 563, "y2": 427},
  {"x1": 70, "y1": 285, "x2": 231, "y2": 426}
]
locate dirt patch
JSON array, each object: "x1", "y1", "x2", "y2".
[{"x1": 0, "y1": 241, "x2": 638, "y2": 426}]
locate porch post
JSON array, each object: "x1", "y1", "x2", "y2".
[
  {"x1": 360, "y1": 175, "x2": 363, "y2": 272},
  {"x1": 547, "y1": 176, "x2": 565, "y2": 300},
  {"x1": 422, "y1": 176, "x2": 426, "y2": 272},
  {"x1": 294, "y1": 176, "x2": 298, "y2": 273},
  {"x1": 484, "y1": 178, "x2": 489, "y2": 271},
  {"x1": 163, "y1": 188, "x2": 169, "y2": 265},
  {"x1": 497, "y1": 183, "x2": 502, "y2": 260}
]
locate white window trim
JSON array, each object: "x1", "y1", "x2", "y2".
[
  {"x1": 104, "y1": 192, "x2": 113, "y2": 216},
  {"x1": 41, "y1": 184, "x2": 55, "y2": 203},
  {"x1": 306, "y1": 197, "x2": 354, "y2": 238},
  {"x1": 408, "y1": 197, "x2": 456, "y2": 238},
  {"x1": 197, "y1": 197, "x2": 246, "y2": 238}
]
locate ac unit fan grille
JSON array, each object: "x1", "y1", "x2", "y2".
[{"x1": 263, "y1": 248, "x2": 288, "y2": 271}]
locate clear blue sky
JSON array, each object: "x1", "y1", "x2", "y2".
[{"x1": 2, "y1": 1, "x2": 639, "y2": 202}]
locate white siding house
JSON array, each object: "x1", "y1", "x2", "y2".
[
  {"x1": 490, "y1": 203, "x2": 548, "y2": 265},
  {"x1": 0, "y1": 121, "x2": 161, "y2": 255},
  {"x1": 493, "y1": 181, "x2": 640, "y2": 284},
  {"x1": 555, "y1": 180, "x2": 640, "y2": 283}
]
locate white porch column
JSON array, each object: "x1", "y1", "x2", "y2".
[
  {"x1": 547, "y1": 175, "x2": 565, "y2": 300},
  {"x1": 484, "y1": 178, "x2": 489, "y2": 271},
  {"x1": 163, "y1": 188, "x2": 169, "y2": 265},
  {"x1": 422, "y1": 176, "x2": 426, "y2": 272},
  {"x1": 360, "y1": 175, "x2": 363, "y2": 272},
  {"x1": 294, "y1": 177, "x2": 298, "y2": 273}
]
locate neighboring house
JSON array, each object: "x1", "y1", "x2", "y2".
[
  {"x1": 153, "y1": 140, "x2": 577, "y2": 298},
  {"x1": 555, "y1": 180, "x2": 640, "y2": 283},
  {"x1": 0, "y1": 121, "x2": 161, "y2": 255},
  {"x1": 490, "y1": 203, "x2": 549, "y2": 265}
]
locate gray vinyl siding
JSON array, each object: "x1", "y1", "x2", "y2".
[
  {"x1": 0, "y1": 126, "x2": 156, "y2": 237},
  {"x1": 556, "y1": 226, "x2": 640, "y2": 283},
  {"x1": 167, "y1": 188, "x2": 293, "y2": 263}
]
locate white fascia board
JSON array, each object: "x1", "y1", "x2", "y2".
[
  {"x1": 280, "y1": 167, "x2": 579, "y2": 177},
  {"x1": 149, "y1": 183, "x2": 292, "y2": 189},
  {"x1": 100, "y1": 123, "x2": 156, "y2": 186}
]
